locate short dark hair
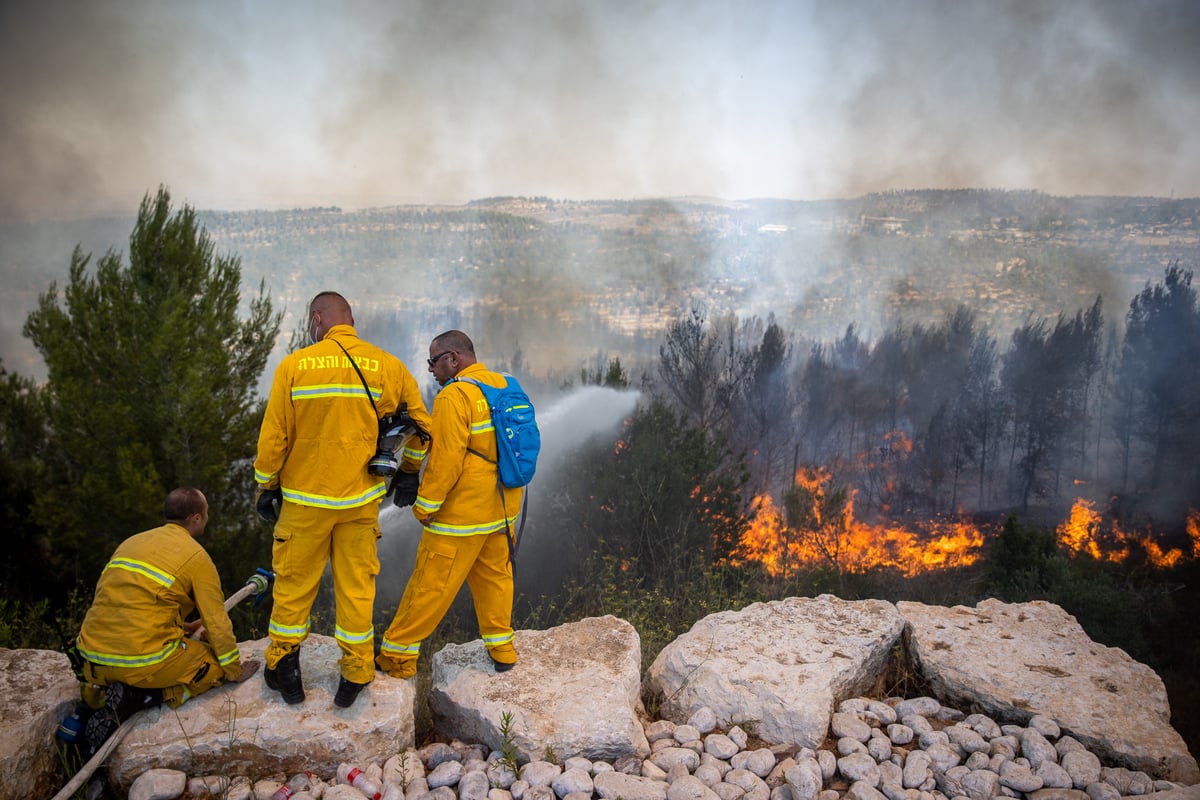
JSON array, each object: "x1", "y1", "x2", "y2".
[
  {"x1": 164, "y1": 487, "x2": 205, "y2": 522},
  {"x1": 309, "y1": 291, "x2": 352, "y2": 318},
  {"x1": 432, "y1": 330, "x2": 475, "y2": 356}
]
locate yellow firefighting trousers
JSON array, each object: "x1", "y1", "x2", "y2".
[
  {"x1": 376, "y1": 529, "x2": 515, "y2": 678},
  {"x1": 265, "y1": 501, "x2": 381, "y2": 684},
  {"x1": 84, "y1": 637, "x2": 225, "y2": 708}
]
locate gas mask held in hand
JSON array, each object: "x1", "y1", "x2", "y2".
[{"x1": 368, "y1": 402, "x2": 429, "y2": 477}]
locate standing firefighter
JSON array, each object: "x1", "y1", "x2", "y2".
[
  {"x1": 254, "y1": 291, "x2": 432, "y2": 708},
  {"x1": 376, "y1": 330, "x2": 522, "y2": 678},
  {"x1": 75, "y1": 487, "x2": 259, "y2": 750}
]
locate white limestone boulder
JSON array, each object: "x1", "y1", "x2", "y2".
[
  {"x1": 429, "y1": 615, "x2": 650, "y2": 762},
  {"x1": 897, "y1": 599, "x2": 1199, "y2": 784},
  {"x1": 108, "y1": 634, "x2": 415, "y2": 792},
  {"x1": 0, "y1": 647, "x2": 81, "y2": 800},
  {"x1": 645, "y1": 595, "x2": 905, "y2": 749}
]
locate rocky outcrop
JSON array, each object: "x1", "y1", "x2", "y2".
[
  {"x1": 897, "y1": 599, "x2": 1200, "y2": 785},
  {"x1": 3, "y1": 599, "x2": 1196, "y2": 799},
  {"x1": 111, "y1": 700, "x2": 1199, "y2": 800},
  {"x1": 430, "y1": 615, "x2": 650, "y2": 761},
  {"x1": 645, "y1": 595, "x2": 905, "y2": 748},
  {"x1": 646, "y1": 597, "x2": 1197, "y2": 785},
  {"x1": 106, "y1": 635, "x2": 414, "y2": 790}
]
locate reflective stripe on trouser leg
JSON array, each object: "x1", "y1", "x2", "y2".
[
  {"x1": 329, "y1": 501, "x2": 381, "y2": 683},
  {"x1": 265, "y1": 501, "x2": 330, "y2": 668},
  {"x1": 377, "y1": 530, "x2": 484, "y2": 674},
  {"x1": 376, "y1": 639, "x2": 420, "y2": 677},
  {"x1": 85, "y1": 638, "x2": 226, "y2": 708},
  {"x1": 467, "y1": 530, "x2": 516, "y2": 664}
]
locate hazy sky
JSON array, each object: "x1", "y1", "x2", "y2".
[{"x1": 2, "y1": 0, "x2": 1198, "y2": 223}]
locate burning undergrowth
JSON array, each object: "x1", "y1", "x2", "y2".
[{"x1": 724, "y1": 466, "x2": 1199, "y2": 579}]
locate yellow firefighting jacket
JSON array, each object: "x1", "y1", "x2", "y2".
[
  {"x1": 412, "y1": 362, "x2": 523, "y2": 535},
  {"x1": 77, "y1": 523, "x2": 242, "y2": 680},
  {"x1": 254, "y1": 325, "x2": 432, "y2": 509}
]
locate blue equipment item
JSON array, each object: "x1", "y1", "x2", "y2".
[
  {"x1": 454, "y1": 375, "x2": 540, "y2": 488},
  {"x1": 56, "y1": 709, "x2": 85, "y2": 743}
]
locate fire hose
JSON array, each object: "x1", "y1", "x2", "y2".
[{"x1": 50, "y1": 568, "x2": 274, "y2": 800}]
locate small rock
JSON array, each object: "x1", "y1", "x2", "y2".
[
  {"x1": 594, "y1": 771, "x2": 669, "y2": 800},
  {"x1": 1061, "y1": 749, "x2": 1102, "y2": 789},
  {"x1": 458, "y1": 771, "x2": 490, "y2": 800},
  {"x1": 705, "y1": 733, "x2": 740, "y2": 760},
  {"x1": 688, "y1": 708, "x2": 719, "y2": 734},
  {"x1": 1028, "y1": 716, "x2": 1061, "y2": 739},
  {"x1": 1084, "y1": 782, "x2": 1121, "y2": 800},
  {"x1": 886, "y1": 724, "x2": 914, "y2": 745},
  {"x1": 668, "y1": 774, "x2": 722, "y2": 800},
  {"x1": 519, "y1": 761, "x2": 562, "y2": 788},
  {"x1": 551, "y1": 767, "x2": 594, "y2": 797},
  {"x1": 129, "y1": 768, "x2": 187, "y2": 800}
]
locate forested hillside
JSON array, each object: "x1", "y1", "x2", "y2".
[{"x1": 4, "y1": 190, "x2": 1197, "y2": 384}]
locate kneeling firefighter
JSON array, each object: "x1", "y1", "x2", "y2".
[{"x1": 71, "y1": 487, "x2": 259, "y2": 754}]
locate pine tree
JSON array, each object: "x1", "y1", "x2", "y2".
[{"x1": 22, "y1": 187, "x2": 282, "y2": 590}]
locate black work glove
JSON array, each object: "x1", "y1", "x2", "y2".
[
  {"x1": 256, "y1": 487, "x2": 282, "y2": 523},
  {"x1": 387, "y1": 471, "x2": 420, "y2": 508}
]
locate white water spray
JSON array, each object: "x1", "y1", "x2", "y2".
[{"x1": 375, "y1": 385, "x2": 641, "y2": 607}]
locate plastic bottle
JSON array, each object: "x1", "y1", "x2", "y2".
[
  {"x1": 337, "y1": 763, "x2": 382, "y2": 800},
  {"x1": 270, "y1": 771, "x2": 314, "y2": 800}
]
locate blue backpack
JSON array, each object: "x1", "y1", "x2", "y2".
[{"x1": 455, "y1": 374, "x2": 540, "y2": 488}]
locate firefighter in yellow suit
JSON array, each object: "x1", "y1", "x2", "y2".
[
  {"x1": 254, "y1": 291, "x2": 431, "y2": 708},
  {"x1": 77, "y1": 488, "x2": 256, "y2": 713},
  {"x1": 376, "y1": 329, "x2": 521, "y2": 679}
]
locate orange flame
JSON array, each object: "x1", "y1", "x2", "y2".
[
  {"x1": 1056, "y1": 498, "x2": 1195, "y2": 568},
  {"x1": 729, "y1": 467, "x2": 985, "y2": 577},
  {"x1": 731, "y1": 474, "x2": 1198, "y2": 576},
  {"x1": 1056, "y1": 498, "x2": 1104, "y2": 559}
]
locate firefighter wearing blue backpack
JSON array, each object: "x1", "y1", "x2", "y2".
[{"x1": 376, "y1": 330, "x2": 522, "y2": 677}]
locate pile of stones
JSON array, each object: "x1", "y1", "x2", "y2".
[{"x1": 129, "y1": 696, "x2": 1192, "y2": 800}]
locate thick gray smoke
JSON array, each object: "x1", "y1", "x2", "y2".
[{"x1": 1, "y1": 0, "x2": 1198, "y2": 224}]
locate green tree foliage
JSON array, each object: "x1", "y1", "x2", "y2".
[
  {"x1": 797, "y1": 325, "x2": 870, "y2": 465},
  {"x1": 1000, "y1": 300, "x2": 1103, "y2": 510},
  {"x1": 0, "y1": 363, "x2": 52, "y2": 599},
  {"x1": 1116, "y1": 264, "x2": 1200, "y2": 500},
  {"x1": 539, "y1": 398, "x2": 755, "y2": 667},
  {"x1": 658, "y1": 306, "x2": 750, "y2": 431},
  {"x1": 961, "y1": 330, "x2": 1002, "y2": 508},
  {"x1": 21, "y1": 187, "x2": 282, "y2": 593},
  {"x1": 783, "y1": 478, "x2": 852, "y2": 592},
  {"x1": 983, "y1": 514, "x2": 1147, "y2": 661},
  {"x1": 580, "y1": 354, "x2": 630, "y2": 388},
  {"x1": 557, "y1": 398, "x2": 750, "y2": 587},
  {"x1": 984, "y1": 514, "x2": 1059, "y2": 591},
  {"x1": 735, "y1": 314, "x2": 794, "y2": 493}
]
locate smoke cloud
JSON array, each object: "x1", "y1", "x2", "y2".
[{"x1": 1, "y1": 0, "x2": 1197, "y2": 225}]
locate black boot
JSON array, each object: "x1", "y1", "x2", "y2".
[
  {"x1": 82, "y1": 708, "x2": 119, "y2": 755},
  {"x1": 264, "y1": 650, "x2": 305, "y2": 704},
  {"x1": 105, "y1": 681, "x2": 163, "y2": 722},
  {"x1": 333, "y1": 676, "x2": 369, "y2": 708}
]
